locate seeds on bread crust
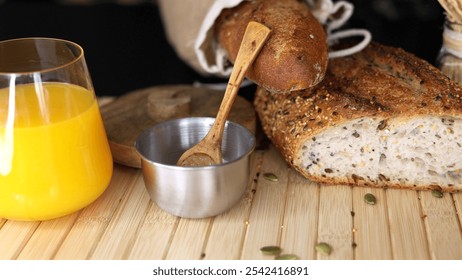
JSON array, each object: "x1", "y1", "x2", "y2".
[
  {"x1": 215, "y1": 0, "x2": 328, "y2": 93},
  {"x1": 255, "y1": 42, "x2": 462, "y2": 192}
]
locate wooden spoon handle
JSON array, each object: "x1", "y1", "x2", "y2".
[{"x1": 207, "y1": 21, "x2": 271, "y2": 141}]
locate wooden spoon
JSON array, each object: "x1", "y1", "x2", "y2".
[{"x1": 177, "y1": 21, "x2": 271, "y2": 166}]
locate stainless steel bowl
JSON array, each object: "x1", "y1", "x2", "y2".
[{"x1": 134, "y1": 117, "x2": 255, "y2": 218}]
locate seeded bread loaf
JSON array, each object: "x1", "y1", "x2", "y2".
[
  {"x1": 215, "y1": 0, "x2": 328, "y2": 93},
  {"x1": 254, "y1": 41, "x2": 462, "y2": 192}
]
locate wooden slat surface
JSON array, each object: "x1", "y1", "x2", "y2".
[
  {"x1": 2, "y1": 144, "x2": 461, "y2": 260},
  {"x1": 240, "y1": 147, "x2": 289, "y2": 260},
  {"x1": 279, "y1": 171, "x2": 319, "y2": 260},
  {"x1": 54, "y1": 165, "x2": 137, "y2": 259},
  {"x1": 353, "y1": 187, "x2": 392, "y2": 259},
  {"x1": 2, "y1": 91, "x2": 462, "y2": 261},
  {"x1": 317, "y1": 185, "x2": 353, "y2": 259},
  {"x1": 203, "y1": 152, "x2": 263, "y2": 260},
  {"x1": 420, "y1": 191, "x2": 462, "y2": 259},
  {"x1": 386, "y1": 189, "x2": 429, "y2": 259}
]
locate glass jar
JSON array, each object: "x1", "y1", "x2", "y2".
[{"x1": 437, "y1": 19, "x2": 462, "y2": 84}]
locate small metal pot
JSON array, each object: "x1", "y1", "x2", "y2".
[{"x1": 134, "y1": 117, "x2": 255, "y2": 218}]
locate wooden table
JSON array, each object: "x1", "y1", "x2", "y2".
[{"x1": 1, "y1": 143, "x2": 461, "y2": 260}]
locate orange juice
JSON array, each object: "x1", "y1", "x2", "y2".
[{"x1": 0, "y1": 83, "x2": 113, "y2": 221}]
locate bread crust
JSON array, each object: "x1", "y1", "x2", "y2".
[
  {"x1": 254, "y1": 41, "x2": 462, "y2": 192},
  {"x1": 215, "y1": 0, "x2": 328, "y2": 93}
]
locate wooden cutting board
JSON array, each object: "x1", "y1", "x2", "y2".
[{"x1": 100, "y1": 85, "x2": 256, "y2": 168}]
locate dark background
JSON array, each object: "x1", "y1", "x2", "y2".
[{"x1": 0, "y1": 0, "x2": 446, "y2": 97}]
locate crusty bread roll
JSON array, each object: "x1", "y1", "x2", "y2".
[
  {"x1": 255, "y1": 41, "x2": 462, "y2": 192},
  {"x1": 215, "y1": 0, "x2": 328, "y2": 93}
]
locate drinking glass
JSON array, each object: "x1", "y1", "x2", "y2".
[{"x1": 0, "y1": 38, "x2": 113, "y2": 221}]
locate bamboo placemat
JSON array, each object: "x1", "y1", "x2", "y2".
[
  {"x1": 0, "y1": 96, "x2": 461, "y2": 260},
  {"x1": 1, "y1": 144, "x2": 461, "y2": 260}
]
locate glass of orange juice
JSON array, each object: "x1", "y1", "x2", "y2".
[{"x1": 0, "y1": 38, "x2": 113, "y2": 221}]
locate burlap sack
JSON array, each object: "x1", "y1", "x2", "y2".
[
  {"x1": 157, "y1": 0, "x2": 371, "y2": 77},
  {"x1": 157, "y1": 0, "x2": 217, "y2": 75},
  {"x1": 157, "y1": 0, "x2": 246, "y2": 76}
]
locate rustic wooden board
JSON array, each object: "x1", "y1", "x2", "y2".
[{"x1": 99, "y1": 85, "x2": 256, "y2": 168}]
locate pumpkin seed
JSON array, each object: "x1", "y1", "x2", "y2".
[
  {"x1": 315, "y1": 242, "x2": 332, "y2": 255},
  {"x1": 364, "y1": 193, "x2": 376, "y2": 205},
  {"x1": 260, "y1": 245, "x2": 281, "y2": 255},
  {"x1": 275, "y1": 254, "x2": 299, "y2": 260},
  {"x1": 431, "y1": 189, "x2": 444, "y2": 198},
  {"x1": 263, "y1": 172, "x2": 278, "y2": 182}
]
